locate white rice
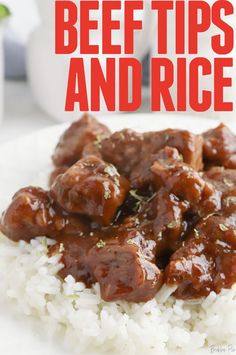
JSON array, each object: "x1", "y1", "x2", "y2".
[{"x1": 0, "y1": 234, "x2": 236, "y2": 354}]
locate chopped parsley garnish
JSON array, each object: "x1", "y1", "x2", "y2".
[
  {"x1": 129, "y1": 190, "x2": 145, "y2": 202},
  {"x1": 41, "y1": 237, "x2": 48, "y2": 251},
  {"x1": 119, "y1": 132, "x2": 125, "y2": 140},
  {"x1": 103, "y1": 181, "x2": 112, "y2": 200},
  {"x1": 96, "y1": 240, "x2": 106, "y2": 248},
  {"x1": 194, "y1": 228, "x2": 199, "y2": 237},
  {"x1": 224, "y1": 196, "x2": 236, "y2": 207},
  {"x1": 167, "y1": 221, "x2": 178, "y2": 229},
  {"x1": 104, "y1": 164, "x2": 120, "y2": 177},
  {"x1": 203, "y1": 213, "x2": 218, "y2": 221},
  {"x1": 94, "y1": 134, "x2": 103, "y2": 149},
  {"x1": 59, "y1": 243, "x2": 65, "y2": 253},
  {"x1": 104, "y1": 165, "x2": 120, "y2": 188},
  {"x1": 104, "y1": 189, "x2": 112, "y2": 200},
  {"x1": 223, "y1": 179, "x2": 234, "y2": 187},
  {"x1": 127, "y1": 239, "x2": 137, "y2": 246},
  {"x1": 219, "y1": 224, "x2": 229, "y2": 232}
]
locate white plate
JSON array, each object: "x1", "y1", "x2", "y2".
[{"x1": 0, "y1": 113, "x2": 231, "y2": 355}]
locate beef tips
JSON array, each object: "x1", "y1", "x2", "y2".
[
  {"x1": 152, "y1": 161, "x2": 221, "y2": 215},
  {"x1": 89, "y1": 231, "x2": 162, "y2": 302},
  {"x1": 101, "y1": 128, "x2": 203, "y2": 189},
  {"x1": 203, "y1": 123, "x2": 236, "y2": 169},
  {"x1": 204, "y1": 167, "x2": 236, "y2": 196},
  {"x1": 101, "y1": 129, "x2": 144, "y2": 177},
  {"x1": 150, "y1": 160, "x2": 221, "y2": 255},
  {"x1": 49, "y1": 166, "x2": 68, "y2": 187},
  {"x1": 165, "y1": 208, "x2": 236, "y2": 299},
  {"x1": 0, "y1": 187, "x2": 90, "y2": 242},
  {"x1": 50, "y1": 220, "x2": 163, "y2": 302},
  {"x1": 50, "y1": 156, "x2": 130, "y2": 225},
  {"x1": 143, "y1": 129, "x2": 203, "y2": 171},
  {"x1": 130, "y1": 147, "x2": 182, "y2": 190},
  {"x1": 152, "y1": 191, "x2": 189, "y2": 252},
  {"x1": 50, "y1": 234, "x2": 98, "y2": 287},
  {"x1": 4, "y1": 117, "x2": 236, "y2": 303},
  {"x1": 52, "y1": 113, "x2": 111, "y2": 167}
]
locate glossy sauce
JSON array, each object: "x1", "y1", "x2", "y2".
[{"x1": 2, "y1": 115, "x2": 236, "y2": 302}]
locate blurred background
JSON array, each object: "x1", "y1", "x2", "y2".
[
  {"x1": 0, "y1": 0, "x2": 49, "y2": 143},
  {"x1": 0, "y1": 0, "x2": 149, "y2": 144},
  {"x1": 0, "y1": 0, "x2": 151, "y2": 145},
  {"x1": 0, "y1": 0, "x2": 235, "y2": 145}
]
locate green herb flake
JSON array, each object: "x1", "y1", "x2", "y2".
[
  {"x1": 41, "y1": 237, "x2": 48, "y2": 251},
  {"x1": 66, "y1": 294, "x2": 80, "y2": 301},
  {"x1": 127, "y1": 239, "x2": 137, "y2": 246},
  {"x1": 224, "y1": 179, "x2": 234, "y2": 188},
  {"x1": 167, "y1": 221, "x2": 178, "y2": 229},
  {"x1": 104, "y1": 189, "x2": 112, "y2": 200},
  {"x1": 194, "y1": 229, "x2": 200, "y2": 238},
  {"x1": 179, "y1": 154, "x2": 184, "y2": 162},
  {"x1": 59, "y1": 243, "x2": 65, "y2": 253},
  {"x1": 203, "y1": 213, "x2": 217, "y2": 221},
  {"x1": 96, "y1": 240, "x2": 106, "y2": 249},
  {"x1": 129, "y1": 190, "x2": 144, "y2": 202},
  {"x1": 219, "y1": 224, "x2": 229, "y2": 232},
  {"x1": 115, "y1": 178, "x2": 120, "y2": 187},
  {"x1": 147, "y1": 193, "x2": 157, "y2": 203},
  {"x1": 165, "y1": 135, "x2": 169, "y2": 142},
  {"x1": 103, "y1": 181, "x2": 112, "y2": 200},
  {"x1": 104, "y1": 164, "x2": 120, "y2": 177},
  {"x1": 94, "y1": 134, "x2": 103, "y2": 149},
  {"x1": 157, "y1": 231, "x2": 163, "y2": 240},
  {"x1": 224, "y1": 196, "x2": 236, "y2": 207},
  {"x1": 119, "y1": 132, "x2": 125, "y2": 140}
]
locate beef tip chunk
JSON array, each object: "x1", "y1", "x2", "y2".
[
  {"x1": 50, "y1": 234, "x2": 97, "y2": 287},
  {"x1": 165, "y1": 237, "x2": 215, "y2": 299},
  {"x1": 204, "y1": 167, "x2": 236, "y2": 196},
  {"x1": 51, "y1": 220, "x2": 163, "y2": 302},
  {"x1": 101, "y1": 129, "x2": 144, "y2": 176},
  {"x1": 0, "y1": 187, "x2": 90, "y2": 242},
  {"x1": 152, "y1": 161, "x2": 221, "y2": 218},
  {"x1": 165, "y1": 208, "x2": 236, "y2": 299},
  {"x1": 89, "y1": 231, "x2": 162, "y2": 302},
  {"x1": 49, "y1": 166, "x2": 68, "y2": 187},
  {"x1": 150, "y1": 161, "x2": 221, "y2": 254},
  {"x1": 143, "y1": 129, "x2": 203, "y2": 171},
  {"x1": 203, "y1": 167, "x2": 236, "y2": 213},
  {"x1": 152, "y1": 191, "x2": 190, "y2": 252},
  {"x1": 130, "y1": 147, "x2": 182, "y2": 190},
  {"x1": 203, "y1": 123, "x2": 236, "y2": 169},
  {"x1": 51, "y1": 156, "x2": 130, "y2": 225},
  {"x1": 0, "y1": 187, "x2": 53, "y2": 241},
  {"x1": 81, "y1": 141, "x2": 102, "y2": 159},
  {"x1": 52, "y1": 113, "x2": 111, "y2": 167},
  {"x1": 101, "y1": 128, "x2": 203, "y2": 179}
]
